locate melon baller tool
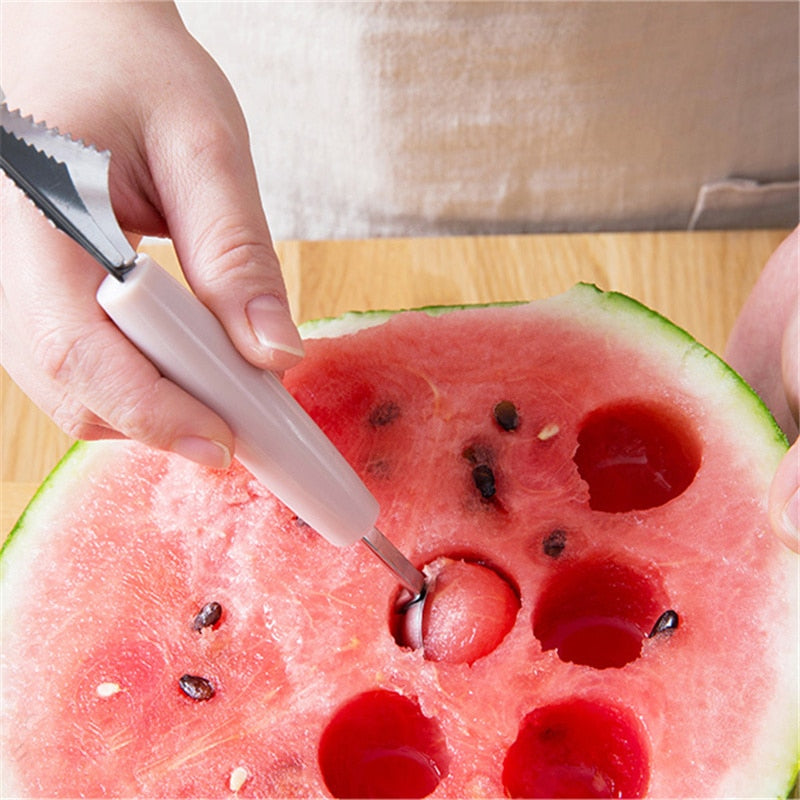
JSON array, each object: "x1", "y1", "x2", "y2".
[{"x1": 0, "y1": 99, "x2": 426, "y2": 603}]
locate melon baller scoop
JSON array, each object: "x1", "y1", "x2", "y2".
[{"x1": 0, "y1": 99, "x2": 428, "y2": 607}]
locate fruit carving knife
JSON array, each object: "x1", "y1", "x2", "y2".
[{"x1": 0, "y1": 100, "x2": 425, "y2": 600}]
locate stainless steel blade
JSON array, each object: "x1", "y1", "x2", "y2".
[
  {"x1": 0, "y1": 102, "x2": 135, "y2": 277},
  {"x1": 362, "y1": 527, "x2": 426, "y2": 598}
]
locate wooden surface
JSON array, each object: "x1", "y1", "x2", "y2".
[{"x1": 2, "y1": 229, "x2": 789, "y2": 539}]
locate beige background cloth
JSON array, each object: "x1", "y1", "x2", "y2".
[{"x1": 176, "y1": 1, "x2": 799, "y2": 241}]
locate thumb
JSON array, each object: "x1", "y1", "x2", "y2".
[
  {"x1": 147, "y1": 95, "x2": 303, "y2": 373},
  {"x1": 770, "y1": 440, "x2": 799, "y2": 552},
  {"x1": 770, "y1": 304, "x2": 799, "y2": 551}
]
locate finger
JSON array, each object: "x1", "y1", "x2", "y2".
[
  {"x1": 145, "y1": 83, "x2": 304, "y2": 374},
  {"x1": 781, "y1": 305, "x2": 798, "y2": 426},
  {"x1": 1, "y1": 301, "x2": 123, "y2": 443},
  {"x1": 770, "y1": 440, "x2": 799, "y2": 553},
  {"x1": 725, "y1": 225, "x2": 799, "y2": 439},
  {"x1": 1, "y1": 185, "x2": 234, "y2": 468}
]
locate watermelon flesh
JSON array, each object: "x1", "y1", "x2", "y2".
[{"x1": 1, "y1": 285, "x2": 797, "y2": 798}]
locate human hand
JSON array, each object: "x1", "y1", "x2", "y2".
[
  {"x1": 725, "y1": 225, "x2": 799, "y2": 551},
  {"x1": 1, "y1": 1, "x2": 303, "y2": 470}
]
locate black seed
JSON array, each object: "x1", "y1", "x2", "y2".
[
  {"x1": 369, "y1": 401, "x2": 401, "y2": 428},
  {"x1": 179, "y1": 673, "x2": 215, "y2": 701},
  {"x1": 543, "y1": 529, "x2": 567, "y2": 558},
  {"x1": 494, "y1": 400, "x2": 519, "y2": 431},
  {"x1": 192, "y1": 601, "x2": 222, "y2": 631},
  {"x1": 472, "y1": 464, "x2": 496, "y2": 498},
  {"x1": 648, "y1": 609, "x2": 679, "y2": 638},
  {"x1": 462, "y1": 443, "x2": 492, "y2": 465}
]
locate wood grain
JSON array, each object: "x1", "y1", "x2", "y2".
[{"x1": 2, "y1": 229, "x2": 789, "y2": 536}]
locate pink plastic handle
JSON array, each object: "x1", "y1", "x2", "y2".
[{"x1": 96, "y1": 253, "x2": 378, "y2": 547}]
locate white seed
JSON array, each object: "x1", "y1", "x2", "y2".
[
  {"x1": 229, "y1": 766, "x2": 249, "y2": 792},
  {"x1": 537, "y1": 423, "x2": 560, "y2": 440},
  {"x1": 96, "y1": 681, "x2": 122, "y2": 698}
]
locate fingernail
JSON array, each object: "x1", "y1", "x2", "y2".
[
  {"x1": 246, "y1": 295, "x2": 305, "y2": 359},
  {"x1": 171, "y1": 436, "x2": 231, "y2": 470}
]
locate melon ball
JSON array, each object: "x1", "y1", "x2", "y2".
[{"x1": 407, "y1": 557, "x2": 519, "y2": 664}]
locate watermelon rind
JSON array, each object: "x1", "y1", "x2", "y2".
[
  {"x1": 299, "y1": 300, "x2": 525, "y2": 339},
  {"x1": 0, "y1": 440, "x2": 92, "y2": 568}
]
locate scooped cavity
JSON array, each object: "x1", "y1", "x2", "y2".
[
  {"x1": 573, "y1": 401, "x2": 701, "y2": 512},
  {"x1": 318, "y1": 690, "x2": 449, "y2": 799},
  {"x1": 502, "y1": 699, "x2": 649, "y2": 798}
]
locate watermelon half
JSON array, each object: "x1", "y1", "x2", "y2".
[{"x1": 1, "y1": 284, "x2": 797, "y2": 798}]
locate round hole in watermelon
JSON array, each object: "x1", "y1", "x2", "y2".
[
  {"x1": 317, "y1": 689, "x2": 449, "y2": 798},
  {"x1": 391, "y1": 555, "x2": 520, "y2": 664},
  {"x1": 501, "y1": 698, "x2": 649, "y2": 798},
  {"x1": 532, "y1": 558, "x2": 668, "y2": 669},
  {"x1": 573, "y1": 401, "x2": 701, "y2": 512},
  {"x1": 1, "y1": 285, "x2": 797, "y2": 798}
]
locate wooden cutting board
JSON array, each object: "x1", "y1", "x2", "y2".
[{"x1": 2, "y1": 229, "x2": 789, "y2": 538}]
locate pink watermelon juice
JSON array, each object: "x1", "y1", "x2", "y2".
[{"x1": 1, "y1": 285, "x2": 797, "y2": 798}]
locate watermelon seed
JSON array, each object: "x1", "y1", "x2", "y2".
[
  {"x1": 229, "y1": 766, "x2": 249, "y2": 792},
  {"x1": 494, "y1": 400, "x2": 519, "y2": 431},
  {"x1": 648, "y1": 609, "x2": 679, "y2": 637},
  {"x1": 537, "y1": 423, "x2": 560, "y2": 441},
  {"x1": 369, "y1": 401, "x2": 401, "y2": 427},
  {"x1": 192, "y1": 601, "x2": 223, "y2": 631},
  {"x1": 543, "y1": 529, "x2": 567, "y2": 557},
  {"x1": 95, "y1": 681, "x2": 122, "y2": 698},
  {"x1": 472, "y1": 464, "x2": 496, "y2": 499},
  {"x1": 461, "y1": 443, "x2": 492, "y2": 465},
  {"x1": 179, "y1": 673, "x2": 215, "y2": 701}
]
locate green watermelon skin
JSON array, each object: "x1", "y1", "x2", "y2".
[{"x1": 1, "y1": 285, "x2": 797, "y2": 798}]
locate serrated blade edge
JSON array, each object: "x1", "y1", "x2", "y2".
[{"x1": 1, "y1": 101, "x2": 136, "y2": 271}]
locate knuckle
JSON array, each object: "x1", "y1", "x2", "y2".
[
  {"x1": 178, "y1": 115, "x2": 244, "y2": 172},
  {"x1": 31, "y1": 324, "x2": 171, "y2": 446},
  {"x1": 33, "y1": 324, "x2": 101, "y2": 387},
  {"x1": 192, "y1": 218, "x2": 279, "y2": 294}
]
